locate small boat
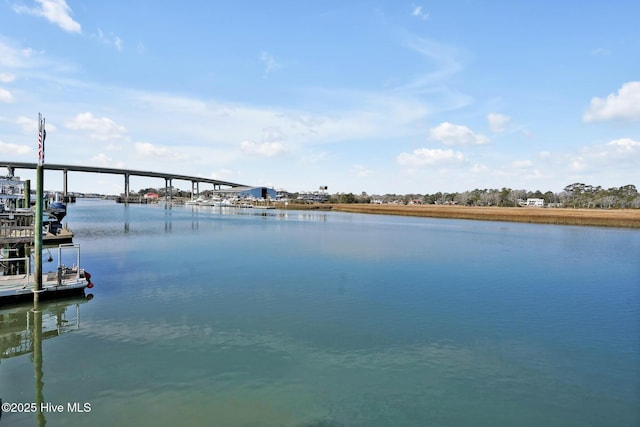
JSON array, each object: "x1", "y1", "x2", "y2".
[
  {"x1": 214, "y1": 198, "x2": 235, "y2": 207},
  {"x1": 0, "y1": 243, "x2": 94, "y2": 305},
  {"x1": 48, "y1": 201, "x2": 67, "y2": 222},
  {"x1": 184, "y1": 197, "x2": 204, "y2": 206},
  {"x1": 200, "y1": 198, "x2": 218, "y2": 206}
]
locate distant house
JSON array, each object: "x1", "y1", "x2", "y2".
[
  {"x1": 525, "y1": 198, "x2": 544, "y2": 207},
  {"x1": 144, "y1": 192, "x2": 159, "y2": 200}
]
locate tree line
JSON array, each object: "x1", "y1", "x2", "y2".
[{"x1": 327, "y1": 183, "x2": 640, "y2": 208}]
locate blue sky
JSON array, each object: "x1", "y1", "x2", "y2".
[{"x1": 0, "y1": 0, "x2": 638, "y2": 195}]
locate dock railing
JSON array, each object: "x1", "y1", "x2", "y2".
[
  {"x1": 0, "y1": 253, "x2": 31, "y2": 288},
  {"x1": 0, "y1": 211, "x2": 35, "y2": 243},
  {"x1": 53, "y1": 243, "x2": 82, "y2": 283},
  {"x1": 0, "y1": 244, "x2": 83, "y2": 289}
]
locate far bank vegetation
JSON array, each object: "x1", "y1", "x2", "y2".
[{"x1": 324, "y1": 183, "x2": 640, "y2": 209}]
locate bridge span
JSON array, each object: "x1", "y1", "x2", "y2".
[{"x1": 1, "y1": 162, "x2": 248, "y2": 202}]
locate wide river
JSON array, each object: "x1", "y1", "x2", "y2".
[{"x1": 1, "y1": 200, "x2": 639, "y2": 427}]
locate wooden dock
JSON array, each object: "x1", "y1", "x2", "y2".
[{"x1": 0, "y1": 211, "x2": 73, "y2": 246}]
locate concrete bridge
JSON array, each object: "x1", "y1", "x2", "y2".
[{"x1": 1, "y1": 162, "x2": 248, "y2": 202}]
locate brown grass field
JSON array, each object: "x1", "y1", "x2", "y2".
[{"x1": 279, "y1": 203, "x2": 640, "y2": 228}]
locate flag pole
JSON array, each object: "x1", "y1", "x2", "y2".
[{"x1": 34, "y1": 113, "x2": 45, "y2": 299}]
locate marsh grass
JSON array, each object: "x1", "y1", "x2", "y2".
[{"x1": 281, "y1": 204, "x2": 640, "y2": 228}]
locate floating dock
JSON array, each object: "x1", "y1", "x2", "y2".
[{"x1": 0, "y1": 244, "x2": 93, "y2": 306}]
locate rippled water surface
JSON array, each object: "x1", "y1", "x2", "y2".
[{"x1": 1, "y1": 200, "x2": 639, "y2": 426}]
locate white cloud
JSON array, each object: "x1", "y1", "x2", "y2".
[
  {"x1": 94, "y1": 29, "x2": 123, "y2": 51},
  {"x1": 16, "y1": 116, "x2": 38, "y2": 133},
  {"x1": 607, "y1": 137, "x2": 640, "y2": 152},
  {"x1": 397, "y1": 148, "x2": 465, "y2": 167},
  {"x1": 566, "y1": 138, "x2": 640, "y2": 173},
  {"x1": 0, "y1": 40, "x2": 43, "y2": 69},
  {"x1": 11, "y1": 115, "x2": 57, "y2": 134},
  {"x1": 583, "y1": 81, "x2": 640, "y2": 122},
  {"x1": 134, "y1": 142, "x2": 185, "y2": 160},
  {"x1": 487, "y1": 113, "x2": 510, "y2": 133},
  {"x1": 90, "y1": 153, "x2": 124, "y2": 168},
  {"x1": 0, "y1": 140, "x2": 31, "y2": 155},
  {"x1": 401, "y1": 37, "x2": 464, "y2": 90},
  {"x1": 0, "y1": 73, "x2": 16, "y2": 83},
  {"x1": 429, "y1": 122, "x2": 489, "y2": 146},
  {"x1": 66, "y1": 112, "x2": 127, "y2": 140},
  {"x1": 0, "y1": 88, "x2": 14, "y2": 103},
  {"x1": 14, "y1": 0, "x2": 81, "y2": 33},
  {"x1": 262, "y1": 127, "x2": 284, "y2": 144},
  {"x1": 209, "y1": 169, "x2": 236, "y2": 181},
  {"x1": 260, "y1": 51, "x2": 281, "y2": 75},
  {"x1": 240, "y1": 141, "x2": 287, "y2": 157},
  {"x1": 412, "y1": 6, "x2": 429, "y2": 20},
  {"x1": 133, "y1": 86, "x2": 429, "y2": 149}
]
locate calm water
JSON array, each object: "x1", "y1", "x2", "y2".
[{"x1": 1, "y1": 200, "x2": 639, "y2": 427}]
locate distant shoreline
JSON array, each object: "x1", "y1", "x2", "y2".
[{"x1": 280, "y1": 203, "x2": 640, "y2": 228}]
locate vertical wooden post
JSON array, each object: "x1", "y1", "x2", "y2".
[
  {"x1": 24, "y1": 245, "x2": 31, "y2": 281},
  {"x1": 24, "y1": 179, "x2": 31, "y2": 208}
]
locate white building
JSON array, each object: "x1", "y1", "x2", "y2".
[{"x1": 525, "y1": 198, "x2": 545, "y2": 207}]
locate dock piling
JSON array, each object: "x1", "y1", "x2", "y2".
[{"x1": 24, "y1": 179, "x2": 31, "y2": 208}]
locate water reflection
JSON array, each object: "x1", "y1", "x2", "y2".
[
  {"x1": 122, "y1": 204, "x2": 130, "y2": 234},
  {"x1": 73, "y1": 202, "x2": 338, "y2": 241},
  {"x1": 0, "y1": 295, "x2": 93, "y2": 426}
]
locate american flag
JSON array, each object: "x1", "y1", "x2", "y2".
[{"x1": 38, "y1": 113, "x2": 46, "y2": 166}]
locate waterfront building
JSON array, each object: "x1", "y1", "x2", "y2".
[{"x1": 213, "y1": 186, "x2": 276, "y2": 200}]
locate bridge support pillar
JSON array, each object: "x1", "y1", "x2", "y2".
[
  {"x1": 124, "y1": 173, "x2": 130, "y2": 204},
  {"x1": 63, "y1": 169, "x2": 68, "y2": 199},
  {"x1": 192, "y1": 181, "x2": 199, "y2": 200},
  {"x1": 165, "y1": 178, "x2": 173, "y2": 205}
]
